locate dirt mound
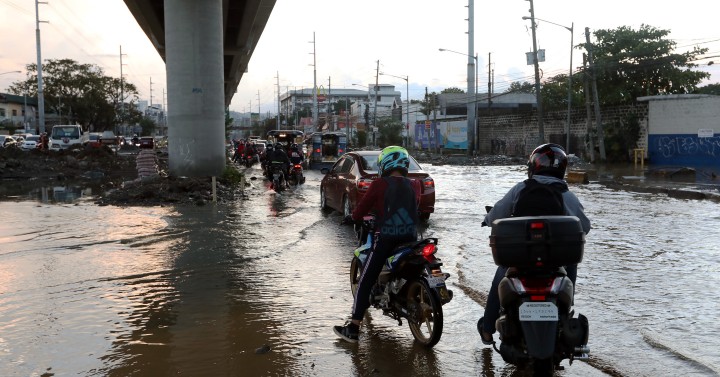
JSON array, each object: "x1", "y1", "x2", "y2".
[{"x1": 0, "y1": 146, "x2": 243, "y2": 206}]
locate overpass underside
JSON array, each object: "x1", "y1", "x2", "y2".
[{"x1": 124, "y1": 0, "x2": 275, "y2": 176}]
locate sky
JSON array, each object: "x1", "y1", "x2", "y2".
[{"x1": 1, "y1": 0, "x2": 719, "y2": 115}]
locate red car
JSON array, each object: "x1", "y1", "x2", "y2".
[{"x1": 320, "y1": 150, "x2": 435, "y2": 220}]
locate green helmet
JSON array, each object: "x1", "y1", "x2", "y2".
[{"x1": 378, "y1": 146, "x2": 410, "y2": 177}]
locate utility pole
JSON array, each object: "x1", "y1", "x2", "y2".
[
  {"x1": 582, "y1": 54, "x2": 595, "y2": 162},
  {"x1": 373, "y1": 60, "x2": 379, "y2": 147},
  {"x1": 275, "y1": 71, "x2": 280, "y2": 130},
  {"x1": 149, "y1": 77, "x2": 154, "y2": 107},
  {"x1": 257, "y1": 90, "x2": 261, "y2": 127},
  {"x1": 35, "y1": 0, "x2": 47, "y2": 132},
  {"x1": 488, "y1": 52, "x2": 492, "y2": 109},
  {"x1": 585, "y1": 27, "x2": 606, "y2": 161},
  {"x1": 527, "y1": 0, "x2": 544, "y2": 144},
  {"x1": 466, "y1": 0, "x2": 476, "y2": 156},
  {"x1": 310, "y1": 32, "x2": 318, "y2": 132},
  {"x1": 119, "y1": 45, "x2": 127, "y2": 135},
  {"x1": 328, "y1": 76, "x2": 332, "y2": 131}
]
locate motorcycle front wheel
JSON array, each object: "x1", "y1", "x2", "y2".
[
  {"x1": 349, "y1": 256, "x2": 362, "y2": 298},
  {"x1": 406, "y1": 278, "x2": 443, "y2": 347}
]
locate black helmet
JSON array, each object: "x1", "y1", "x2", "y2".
[
  {"x1": 291, "y1": 143, "x2": 299, "y2": 150},
  {"x1": 275, "y1": 142, "x2": 284, "y2": 150},
  {"x1": 527, "y1": 143, "x2": 568, "y2": 179}
]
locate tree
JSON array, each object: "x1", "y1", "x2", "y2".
[
  {"x1": 442, "y1": 87, "x2": 465, "y2": 94},
  {"x1": 505, "y1": 81, "x2": 535, "y2": 94},
  {"x1": 695, "y1": 83, "x2": 720, "y2": 95},
  {"x1": 421, "y1": 91, "x2": 439, "y2": 117},
  {"x1": 376, "y1": 118, "x2": 404, "y2": 147},
  {"x1": 139, "y1": 116, "x2": 156, "y2": 136},
  {"x1": 590, "y1": 24, "x2": 710, "y2": 105},
  {"x1": 8, "y1": 58, "x2": 141, "y2": 131}
]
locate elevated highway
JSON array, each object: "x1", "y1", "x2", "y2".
[{"x1": 123, "y1": 0, "x2": 276, "y2": 176}]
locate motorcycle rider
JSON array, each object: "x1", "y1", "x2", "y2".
[
  {"x1": 288, "y1": 143, "x2": 304, "y2": 165},
  {"x1": 333, "y1": 146, "x2": 421, "y2": 343},
  {"x1": 268, "y1": 143, "x2": 291, "y2": 189},
  {"x1": 479, "y1": 143, "x2": 591, "y2": 345}
]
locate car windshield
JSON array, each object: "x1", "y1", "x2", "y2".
[
  {"x1": 51, "y1": 127, "x2": 80, "y2": 139},
  {"x1": 26, "y1": 136, "x2": 40, "y2": 142},
  {"x1": 360, "y1": 153, "x2": 422, "y2": 172}
]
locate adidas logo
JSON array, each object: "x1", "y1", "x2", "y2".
[{"x1": 381, "y1": 208, "x2": 416, "y2": 236}]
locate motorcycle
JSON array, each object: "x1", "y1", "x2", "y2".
[
  {"x1": 269, "y1": 163, "x2": 287, "y2": 193},
  {"x1": 242, "y1": 153, "x2": 255, "y2": 168},
  {"x1": 288, "y1": 163, "x2": 305, "y2": 185},
  {"x1": 479, "y1": 215, "x2": 590, "y2": 375},
  {"x1": 346, "y1": 215, "x2": 453, "y2": 347}
]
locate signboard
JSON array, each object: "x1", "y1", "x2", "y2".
[{"x1": 698, "y1": 129, "x2": 714, "y2": 138}]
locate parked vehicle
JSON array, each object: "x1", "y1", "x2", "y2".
[
  {"x1": 346, "y1": 215, "x2": 453, "y2": 347},
  {"x1": 320, "y1": 150, "x2": 435, "y2": 220},
  {"x1": 139, "y1": 136, "x2": 154, "y2": 149},
  {"x1": 480, "y1": 215, "x2": 590, "y2": 375},
  {"x1": 0, "y1": 135, "x2": 18, "y2": 148},
  {"x1": 21, "y1": 135, "x2": 41, "y2": 151},
  {"x1": 100, "y1": 131, "x2": 120, "y2": 147},
  {"x1": 305, "y1": 131, "x2": 347, "y2": 170},
  {"x1": 87, "y1": 133, "x2": 103, "y2": 148},
  {"x1": 49, "y1": 125, "x2": 89, "y2": 151}
]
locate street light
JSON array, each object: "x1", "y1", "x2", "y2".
[
  {"x1": 439, "y1": 48, "x2": 477, "y2": 155},
  {"x1": 523, "y1": 16, "x2": 574, "y2": 153},
  {"x1": 379, "y1": 72, "x2": 409, "y2": 148}
]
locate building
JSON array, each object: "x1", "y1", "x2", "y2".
[{"x1": 0, "y1": 93, "x2": 38, "y2": 133}]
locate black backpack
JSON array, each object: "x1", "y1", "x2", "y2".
[
  {"x1": 512, "y1": 178, "x2": 568, "y2": 217},
  {"x1": 379, "y1": 177, "x2": 418, "y2": 241}
]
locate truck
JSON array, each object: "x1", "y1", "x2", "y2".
[{"x1": 48, "y1": 125, "x2": 89, "y2": 151}]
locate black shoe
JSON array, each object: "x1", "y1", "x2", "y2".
[
  {"x1": 333, "y1": 323, "x2": 359, "y2": 343},
  {"x1": 477, "y1": 317, "x2": 494, "y2": 346}
]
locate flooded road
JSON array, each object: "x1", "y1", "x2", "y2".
[{"x1": 0, "y1": 164, "x2": 718, "y2": 376}]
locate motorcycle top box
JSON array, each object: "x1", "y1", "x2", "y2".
[{"x1": 490, "y1": 216, "x2": 585, "y2": 268}]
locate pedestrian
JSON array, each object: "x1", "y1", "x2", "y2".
[
  {"x1": 333, "y1": 146, "x2": 421, "y2": 343},
  {"x1": 478, "y1": 143, "x2": 591, "y2": 345}
]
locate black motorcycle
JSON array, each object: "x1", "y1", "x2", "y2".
[
  {"x1": 480, "y1": 215, "x2": 590, "y2": 376},
  {"x1": 288, "y1": 163, "x2": 305, "y2": 185},
  {"x1": 347, "y1": 216, "x2": 453, "y2": 347},
  {"x1": 269, "y1": 164, "x2": 287, "y2": 193}
]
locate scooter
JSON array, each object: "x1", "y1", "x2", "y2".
[
  {"x1": 288, "y1": 163, "x2": 305, "y2": 185},
  {"x1": 345, "y1": 215, "x2": 453, "y2": 347},
  {"x1": 479, "y1": 215, "x2": 590, "y2": 375}
]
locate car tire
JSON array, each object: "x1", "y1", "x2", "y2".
[
  {"x1": 343, "y1": 195, "x2": 352, "y2": 218},
  {"x1": 320, "y1": 187, "x2": 330, "y2": 210}
]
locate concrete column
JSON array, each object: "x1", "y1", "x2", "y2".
[{"x1": 165, "y1": 0, "x2": 225, "y2": 177}]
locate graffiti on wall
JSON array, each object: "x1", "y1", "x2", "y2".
[{"x1": 649, "y1": 134, "x2": 720, "y2": 165}]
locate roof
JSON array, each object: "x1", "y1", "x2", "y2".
[{"x1": 0, "y1": 93, "x2": 38, "y2": 106}]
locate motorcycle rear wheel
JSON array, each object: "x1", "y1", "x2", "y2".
[
  {"x1": 349, "y1": 256, "x2": 362, "y2": 298},
  {"x1": 406, "y1": 278, "x2": 443, "y2": 347},
  {"x1": 532, "y1": 358, "x2": 554, "y2": 377}
]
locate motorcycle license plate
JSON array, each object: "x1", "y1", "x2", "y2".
[
  {"x1": 427, "y1": 274, "x2": 446, "y2": 288},
  {"x1": 519, "y1": 302, "x2": 558, "y2": 321}
]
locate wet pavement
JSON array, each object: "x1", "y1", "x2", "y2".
[{"x1": 0, "y1": 163, "x2": 719, "y2": 376}]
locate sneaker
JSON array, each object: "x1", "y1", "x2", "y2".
[{"x1": 333, "y1": 323, "x2": 359, "y2": 343}]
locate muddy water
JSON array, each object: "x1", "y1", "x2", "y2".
[{"x1": 0, "y1": 164, "x2": 718, "y2": 376}]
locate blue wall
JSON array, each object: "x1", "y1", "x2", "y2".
[{"x1": 648, "y1": 134, "x2": 720, "y2": 167}]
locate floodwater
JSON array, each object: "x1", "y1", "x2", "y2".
[{"x1": 0, "y1": 164, "x2": 718, "y2": 377}]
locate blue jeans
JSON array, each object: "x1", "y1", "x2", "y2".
[{"x1": 482, "y1": 264, "x2": 577, "y2": 334}]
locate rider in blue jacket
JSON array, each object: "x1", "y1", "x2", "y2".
[{"x1": 479, "y1": 143, "x2": 591, "y2": 345}]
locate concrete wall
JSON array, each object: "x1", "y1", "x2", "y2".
[{"x1": 645, "y1": 95, "x2": 720, "y2": 166}]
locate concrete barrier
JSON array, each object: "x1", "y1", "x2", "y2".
[{"x1": 566, "y1": 170, "x2": 589, "y2": 184}]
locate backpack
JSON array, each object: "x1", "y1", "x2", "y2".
[
  {"x1": 378, "y1": 177, "x2": 418, "y2": 241},
  {"x1": 512, "y1": 178, "x2": 568, "y2": 217}
]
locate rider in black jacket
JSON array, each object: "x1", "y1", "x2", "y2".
[{"x1": 268, "y1": 143, "x2": 291, "y2": 188}]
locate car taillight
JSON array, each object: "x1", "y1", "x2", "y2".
[
  {"x1": 423, "y1": 177, "x2": 435, "y2": 190},
  {"x1": 357, "y1": 178, "x2": 373, "y2": 191},
  {"x1": 315, "y1": 148, "x2": 321, "y2": 153},
  {"x1": 338, "y1": 148, "x2": 343, "y2": 153}
]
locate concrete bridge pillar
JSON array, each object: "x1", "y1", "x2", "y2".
[{"x1": 165, "y1": 0, "x2": 225, "y2": 177}]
